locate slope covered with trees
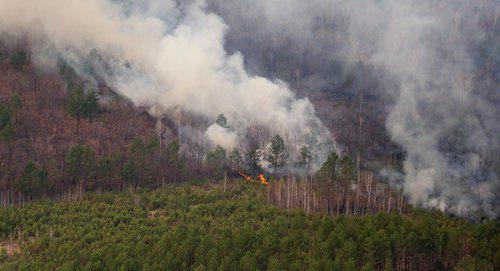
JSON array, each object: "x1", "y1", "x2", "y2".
[
  {"x1": 0, "y1": 50, "x2": 190, "y2": 205},
  {"x1": 1, "y1": 48, "x2": 397, "y2": 210},
  {"x1": 0, "y1": 182, "x2": 498, "y2": 270}
]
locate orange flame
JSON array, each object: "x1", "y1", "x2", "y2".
[
  {"x1": 258, "y1": 174, "x2": 269, "y2": 185},
  {"x1": 238, "y1": 171, "x2": 268, "y2": 185},
  {"x1": 238, "y1": 171, "x2": 253, "y2": 181}
]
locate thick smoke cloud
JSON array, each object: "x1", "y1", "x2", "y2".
[
  {"x1": 371, "y1": 1, "x2": 499, "y2": 217},
  {"x1": 0, "y1": 0, "x2": 334, "y2": 168},
  {"x1": 208, "y1": 0, "x2": 499, "y2": 217},
  {"x1": 0, "y1": 0, "x2": 498, "y2": 216}
]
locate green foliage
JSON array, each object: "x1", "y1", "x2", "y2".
[
  {"x1": 130, "y1": 137, "x2": 147, "y2": 159},
  {"x1": 0, "y1": 248, "x2": 7, "y2": 263},
  {"x1": 339, "y1": 155, "x2": 356, "y2": 183},
  {"x1": 314, "y1": 152, "x2": 357, "y2": 187},
  {"x1": 9, "y1": 93, "x2": 22, "y2": 111},
  {"x1": 58, "y1": 61, "x2": 78, "y2": 83},
  {"x1": 166, "y1": 140, "x2": 180, "y2": 161},
  {"x1": 0, "y1": 102, "x2": 15, "y2": 142},
  {"x1": 166, "y1": 140, "x2": 184, "y2": 175},
  {"x1": 298, "y1": 145, "x2": 312, "y2": 173},
  {"x1": 121, "y1": 137, "x2": 158, "y2": 187},
  {"x1": 0, "y1": 122, "x2": 15, "y2": 142},
  {"x1": 124, "y1": 138, "x2": 149, "y2": 187},
  {"x1": 315, "y1": 151, "x2": 339, "y2": 183},
  {"x1": 206, "y1": 145, "x2": 227, "y2": 179},
  {"x1": 13, "y1": 161, "x2": 49, "y2": 197},
  {"x1": 97, "y1": 154, "x2": 120, "y2": 186},
  {"x1": 215, "y1": 113, "x2": 229, "y2": 129},
  {"x1": 267, "y1": 135, "x2": 288, "y2": 174},
  {"x1": 67, "y1": 85, "x2": 86, "y2": 120},
  {"x1": 67, "y1": 85, "x2": 101, "y2": 121},
  {"x1": 0, "y1": 102, "x2": 11, "y2": 129},
  {"x1": 0, "y1": 184, "x2": 497, "y2": 270},
  {"x1": 229, "y1": 149, "x2": 244, "y2": 171},
  {"x1": 66, "y1": 144, "x2": 96, "y2": 186},
  {"x1": 121, "y1": 160, "x2": 139, "y2": 187},
  {"x1": 82, "y1": 89, "x2": 101, "y2": 121},
  {"x1": 245, "y1": 148, "x2": 261, "y2": 175},
  {"x1": 9, "y1": 50, "x2": 28, "y2": 67}
]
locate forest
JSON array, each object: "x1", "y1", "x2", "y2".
[
  {"x1": 0, "y1": 51, "x2": 403, "y2": 213},
  {"x1": 0, "y1": 50, "x2": 497, "y2": 270},
  {"x1": 0, "y1": 182, "x2": 498, "y2": 271},
  {"x1": 0, "y1": 0, "x2": 499, "y2": 270}
]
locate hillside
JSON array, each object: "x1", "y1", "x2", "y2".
[
  {"x1": 0, "y1": 1, "x2": 498, "y2": 270},
  {"x1": 0, "y1": 57, "x2": 192, "y2": 205},
  {"x1": 1, "y1": 182, "x2": 498, "y2": 270},
  {"x1": 0, "y1": 53, "x2": 403, "y2": 215}
]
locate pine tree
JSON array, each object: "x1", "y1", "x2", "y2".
[
  {"x1": 10, "y1": 50, "x2": 28, "y2": 67},
  {"x1": 14, "y1": 161, "x2": 49, "y2": 198},
  {"x1": 0, "y1": 102, "x2": 14, "y2": 142},
  {"x1": 267, "y1": 135, "x2": 288, "y2": 175},
  {"x1": 0, "y1": 122, "x2": 14, "y2": 142},
  {"x1": 129, "y1": 137, "x2": 147, "y2": 186},
  {"x1": 68, "y1": 85, "x2": 101, "y2": 122},
  {"x1": 229, "y1": 149, "x2": 243, "y2": 171},
  {"x1": 315, "y1": 151, "x2": 339, "y2": 183},
  {"x1": 122, "y1": 160, "x2": 139, "y2": 188},
  {"x1": 9, "y1": 92, "x2": 22, "y2": 111},
  {"x1": 83, "y1": 89, "x2": 101, "y2": 122},
  {"x1": 67, "y1": 85, "x2": 86, "y2": 121},
  {"x1": 340, "y1": 155, "x2": 356, "y2": 183},
  {"x1": 298, "y1": 145, "x2": 312, "y2": 175},
  {"x1": 215, "y1": 114, "x2": 229, "y2": 129},
  {"x1": 0, "y1": 102, "x2": 11, "y2": 129},
  {"x1": 245, "y1": 148, "x2": 261, "y2": 175},
  {"x1": 206, "y1": 145, "x2": 227, "y2": 179},
  {"x1": 66, "y1": 144, "x2": 96, "y2": 190}
]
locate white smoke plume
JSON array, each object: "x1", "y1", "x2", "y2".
[
  {"x1": 0, "y1": 0, "x2": 498, "y2": 217},
  {"x1": 0, "y1": 0, "x2": 334, "y2": 167},
  {"x1": 208, "y1": 0, "x2": 499, "y2": 217},
  {"x1": 371, "y1": 1, "x2": 499, "y2": 217},
  {"x1": 204, "y1": 123, "x2": 238, "y2": 150}
]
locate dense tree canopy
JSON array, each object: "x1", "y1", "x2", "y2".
[
  {"x1": 0, "y1": 183, "x2": 497, "y2": 270},
  {"x1": 67, "y1": 85, "x2": 101, "y2": 122},
  {"x1": 267, "y1": 135, "x2": 288, "y2": 174}
]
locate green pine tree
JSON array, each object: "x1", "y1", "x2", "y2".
[
  {"x1": 206, "y1": 145, "x2": 227, "y2": 179},
  {"x1": 229, "y1": 149, "x2": 243, "y2": 171},
  {"x1": 66, "y1": 144, "x2": 96, "y2": 189},
  {"x1": 267, "y1": 135, "x2": 288, "y2": 175}
]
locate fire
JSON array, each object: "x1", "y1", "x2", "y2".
[
  {"x1": 238, "y1": 171, "x2": 269, "y2": 185},
  {"x1": 258, "y1": 174, "x2": 269, "y2": 185},
  {"x1": 238, "y1": 171, "x2": 253, "y2": 181}
]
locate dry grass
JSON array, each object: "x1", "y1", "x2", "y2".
[{"x1": 0, "y1": 241, "x2": 21, "y2": 256}]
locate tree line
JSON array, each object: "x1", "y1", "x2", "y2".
[
  {"x1": 0, "y1": 183, "x2": 497, "y2": 270},
  {"x1": 0, "y1": 71, "x2": 404, "y2": 214},
  {"x1": 0, "y1": 49, "x2": 404, "y2": 216}
]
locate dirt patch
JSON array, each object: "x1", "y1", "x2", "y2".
[
  {"x1": 0, "y1": 241, "x2": 21, "y2": 256},
  {"x1": 148, "y1": 209, "x2": 165, "y2": 218}
]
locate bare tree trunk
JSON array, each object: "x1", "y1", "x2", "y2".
[{"x1": 223, "y1": 172, "x2": 227, "y2": 193}]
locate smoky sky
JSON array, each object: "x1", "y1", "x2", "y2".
[
  {"x1": 0, "y1": 0, "x2": 498, "y2": 217},
  {"x1": 208, "y1": 0, "x2": 499, "y2": 217}
]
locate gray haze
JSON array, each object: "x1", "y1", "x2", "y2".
[
  {"x1": 0, "y1": 0, "x2": 498, "y2": 216},
  {"x1": 209, "y1": 0, "x2": 499, "y2": 217},
  {"x1": 0, "y1": 0, "x2": 334, "y2": 170}
]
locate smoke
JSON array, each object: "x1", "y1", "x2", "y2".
[
  {"x1": 0, "y1": 0, "x2": 498, "y2": 216},
  {"x1": 208, "y1": 0, "x2": 499, "y2": 217},
  {"x1": 205, "y1": 123, "x2": 238, "y2": 150},
  {"x1": 0, "y1": 0, "x2": 333, "y2": 168},
  {"x1": 374, "y1": 1, "x2": 499, "y2": 217}
]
